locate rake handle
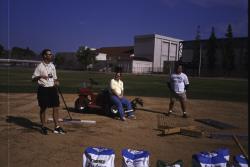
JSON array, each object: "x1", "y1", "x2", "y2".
[
  {"x1": 56, "y1": 86, "x2": 72, "y2": 120},
  {"x1": 232, "y1": 134, "x2": 249, "y2": 162}
]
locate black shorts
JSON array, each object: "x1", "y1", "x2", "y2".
[{"x1": 37, "y1": 86, "x2": 60, "y2": 108}]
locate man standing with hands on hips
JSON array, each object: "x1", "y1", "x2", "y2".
[
  {"x1": 32, "y1": 49, "x2": 66, "y2": 135},
  {"x1": 166, "y1": 64, "x2": 190, "y2": 118}
]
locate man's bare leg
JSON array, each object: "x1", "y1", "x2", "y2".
[
  {"x1": 53, "y1": 107, "x2": 59, "y2": 128},
  {"x1": 52, "y1": 107, "x2": 66, "y2": 134},
  {"x1": 167, "y1": 99, "x2": 174, "y2": 116},
  {"x1": 40, "y1": 107, "x2": 48, "y2": 135},
  {"x1": 40, "y1": 108, "x2": 46, "y2": 127},
  {"x1": 180, "y1": 99, "x2": 187, "y2": 118}
]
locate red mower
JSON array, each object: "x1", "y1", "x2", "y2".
[{"x1": 74, "y1": 79, "x2": 144, "y2": 117}]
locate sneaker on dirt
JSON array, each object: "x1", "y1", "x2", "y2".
[
  {"x1": 166, "y1": 110, "x2": 172, "y2": 116},
  {"x1": 121, "y1": 117, "x2": 126, "y2": 121},
  {"x1": 54, "y1": 126, "x2": 66, "y2": 134},
  {"x1": 41, "y1": 126, "x2": 48, "y2": 135},
  {"x1": 182, "y1": 113, "x2": 188, "y2": 118},
  {"x1": 127, "y1": 115, "x2": 136, "y2": 120}
]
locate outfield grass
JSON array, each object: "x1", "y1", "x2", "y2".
[{"x1": 0, "y1": 67, "x2": 248, "y2": 102}]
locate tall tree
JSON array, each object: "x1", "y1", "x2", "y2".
[
  {"x1": 24, "y1": 47, "x2": 37, "y2": 59},
  {"x1": 206, "y1": 27, "x2": 217, "y2": 71},
  {"x1": 192, "y1": 25, "x2": 201, "y2": 76},
  {"x1": 54, "y1": 53, "x2": 65, "y2": 68},
  {"x1": 0, "y1": 45, "x2": 9, "y2": 58},
  {"x1": 55, "y1": 53, "x2": 65, "y2": 68},
  {"x1": 76, "y1": 46, "x2": 97, "y2": 70},
  {"x1": 244, "y1": 49, "x2": 248, "y2": 69},
  {"x1": 11, "y1": 47, "x2": 36, "y2": 59},
  {"x1": 11, "y1": 47, "x2": 24, "y2": 59},
  {"x1": 222, "y1": 24, "x2": 236, "y2": 75},
  {"x1": 0, "y1": 44, "x2": 5, "y2": 57}
]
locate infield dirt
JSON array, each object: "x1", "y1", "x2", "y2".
[{"x1": 0, "y1": 93, "x2": 248, "y2": 166}]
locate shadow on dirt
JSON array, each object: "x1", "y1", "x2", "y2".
[
  {"x1": 6, "y1": 116, "x2": 42, "y2": 132},
  {"x1": 63, "y1": 107, "x2": 110, "y2": 117},
  {"x1": 137, "y1": 108, "x2": 166, "y2": 115}
]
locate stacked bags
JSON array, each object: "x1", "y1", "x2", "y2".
[
  {"x1": 82, "y1": 147, "x2": 248, "y2": 167},
  {"x1": 83, "y1": 146, "x2": 115, "y2": 167},
  {"x1": 122, "y1": 149, "x2": 150, "y2": 167},
  {"x1": 192, "y1": 148, "x2": 230, "y2": 167},
  {"x1": 192, "y1": 148, "x2": 248, "y2": 167},
  {"x1": 234, "y1": 155, "x2": 248, "y2": 167},
  {"x1": 83, "y1": 147, "x2": 150, "y2": 167}
]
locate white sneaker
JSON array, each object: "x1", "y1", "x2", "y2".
[
  {"x1": 53, "y1": 126, "x2": 66, "y2": 134},
  {"x1": 166, "y1": 110, "x2": 172, "y2": 116}
]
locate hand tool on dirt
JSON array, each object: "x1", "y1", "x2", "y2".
[
  {"x1": 56, "y1": 86, "x2": 95, "y2": 123},
  {"x1": 232, "y1": 134, "x2": 249, "y2": 163},
  {"x1": 56, "y1": 86, "x2": 72, "y2": 120}
]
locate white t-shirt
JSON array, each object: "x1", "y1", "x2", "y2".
[
  {"x1": 110, "y1": 79, "x2": 124, "y2": 96},
  {"x1": 32, "y1": 62, "x2": 57, "y2": 87},
  {"x1": 170, "y1": 72, "x2": 189, "y2": 93}
]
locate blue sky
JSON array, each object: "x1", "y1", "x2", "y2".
[{"x1": 0, "y1": 0, "x2": 248, "y2": 53}]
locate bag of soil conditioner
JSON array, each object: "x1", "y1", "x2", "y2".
[
  {"x1": 192, "y1": 148, "x2": 230, "y2": 167},
  {"x1": 122, "y1": 149, "x2": 150, "y2": 167},
  {"x1": 156, "y1": 159, "x2": 183, "y2": 167},
  {"x1": 233, "y1": 155, "x2": 248, "y2": 167},
  {"x1": 83, "y1": 146, "x2": 115, "y2": 167}
]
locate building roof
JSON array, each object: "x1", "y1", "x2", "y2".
[
  {"x1": 97, "y1": 46, "x2": 134, "y2": 60},
  {"x1": 97, "y1": 46, "x2": 134, "y2": 54},
  {"x1": 132, "y1": 57, "x2": 151, "y2": 62},
  {"x1": 134, "y1": 34, "x2": 183, "y2": 42}
]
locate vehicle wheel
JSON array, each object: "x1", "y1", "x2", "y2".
[{"x1": 75, "y1": 97, "x2": 87, "y2": 112}]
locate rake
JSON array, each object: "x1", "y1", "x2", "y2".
[{"x1": 56, "y1": 86, "x2": 96, "y2": 124}]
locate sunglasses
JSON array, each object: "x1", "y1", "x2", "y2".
[{"x1": 46, "y1": 53, "x2": 53, "y2": 56}]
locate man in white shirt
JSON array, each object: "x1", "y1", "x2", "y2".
[
  {"x1": 110, "y1": 72, "x2": 135, "y2": 121},
  {"x1": 167, "y1": 64, "x2": 189, "y2": 118},
  {"x1": 32, "y1": 49, "x2": 65, "y2": 135}
]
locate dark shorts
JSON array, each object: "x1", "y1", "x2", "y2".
[{"x1": 37, "y1": 86, "x2": 60, "y2": 108}]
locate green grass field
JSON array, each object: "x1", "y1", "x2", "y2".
[{"x1": 0, "y1": 67, "x2": 248, "y2": 102}]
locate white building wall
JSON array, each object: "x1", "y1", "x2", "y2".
[
  {"x1": 154, "y1": 38, "x2": 162, "y2": 71},
  {"x1": 132, "y1": 60, "x2": 152, "y2": 74},
  {"x1": 96, "y1": 53, "x2": 107, "y2": 61},
  {"x1": 134, "y1": 34, "x2": 182, "y2": 72},
  {"x1": 169, "y1": 43, "x2": 178, "y2": 60},
  {"x1": 134, "y1": 36, "x2": 155, "y2": 61}
]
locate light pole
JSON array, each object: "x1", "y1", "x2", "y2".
[{"x1": 198, "y1": 42, "x2": 202, "y2": 77}]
